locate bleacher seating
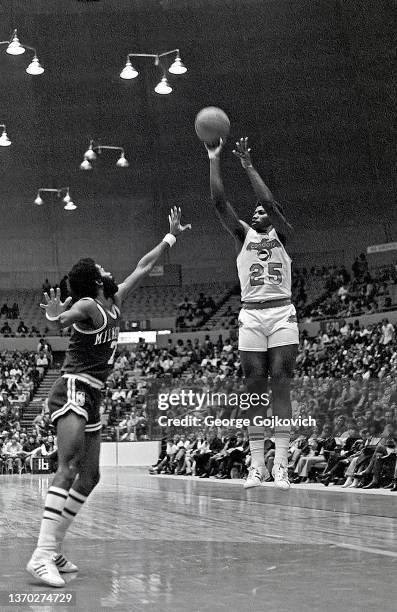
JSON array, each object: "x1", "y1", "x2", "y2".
[
  {"x1": 122, "y1": 281, "x2": 233, "y2": 321},
  {"x1": 0, "y1": 290, "x2": 44, "y2": 336}
]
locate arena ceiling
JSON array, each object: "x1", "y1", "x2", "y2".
[{"x1": 0, "y1": 0, "x2": 395, "y2": 268}]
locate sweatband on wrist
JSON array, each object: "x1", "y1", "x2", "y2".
[
  {"x1": 45, "y1": 313, "x2": 61, "y2": 322},
  {"x1": 163, "y1": 233, "x2": 177, "y2": 247}
]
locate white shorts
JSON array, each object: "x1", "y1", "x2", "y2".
[{"x1": 238, "y1": 303, "x2": 299, "y2": 351}]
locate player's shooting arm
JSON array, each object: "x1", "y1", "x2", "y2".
[
  {"x1": 233, "y1": 137, "x2": 293, "y2": 233},
  {"x1": 207, "y1": 140, "x2": 247, "y2": 244},
  {"x1": 116, "y1": 207, "x2": 191, "y2": 303}
]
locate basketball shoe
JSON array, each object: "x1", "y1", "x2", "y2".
[
  {"x1": 54, "y1": 552, "x2": 79, "y2": 573},
  {"x1": 26, "y1": 554, "x2": 65, "y2": 587},
  {"x1": 272, "y1": 462, "x2": 290, "y2": 490},
  {"x1": 244, "y1": 466, "x2": 265, "y2": 489}
]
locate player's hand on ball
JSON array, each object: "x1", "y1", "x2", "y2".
[
  {"x1": 205, "y1": 138, "x2": 224, "y2": 160},
  {"x1": 168, "y1": 206, "x2": 192, "y2": 236},
  {"x1": 232, "y1": 137, "x2": 252, "y2": 169},
  {"x1": 40, "y1": 287, "x2": 72, "y2": 319}
]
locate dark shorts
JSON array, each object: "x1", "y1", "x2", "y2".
[{"x1": 48, "y1": 375, "x2": 102, "y2": 433}]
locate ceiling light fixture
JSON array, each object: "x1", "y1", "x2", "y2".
[
  {"x1": 34, "y1": 187, "x2": 77, "y2": 211},
  {"x1": 0, "y1": 29, "x2": 44, "y2": 75},
  {"x1": 154, "y1": 76, "x2": 172, "y2": 95},
  {"x1": 80, "y1": 139, "x2": 129, "y2": 170},
  {"x1": 119, "y1": 48, "x2": 187, "y2": 94},
  {"x1": 0, "y1": 123, "x2": 11, "y2": 146}
]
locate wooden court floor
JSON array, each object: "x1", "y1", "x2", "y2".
[{"x1": 1, "y1": 468, "x2": 397, "y2": 612}]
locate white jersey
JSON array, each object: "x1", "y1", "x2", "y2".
[{"x1": 236, "y1": 226, "x2": 292, "y2": 302}]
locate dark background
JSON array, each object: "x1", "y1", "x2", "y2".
[{"x1": 0, "y1": 0, "x2": 395, "y2": 286}]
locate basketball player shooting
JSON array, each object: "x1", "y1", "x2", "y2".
[
  {"x1": 206, "y1": 137, "x2": 299, "y2": 490},
  {"x1": 27, "y1": 207, "x2": 191, "y2": 587}
]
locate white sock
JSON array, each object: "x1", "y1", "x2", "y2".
[
  {"x1": 56, "y1": 488, "x2": 88, "y2": 549},
  {"x1": 274, "y1": 427, "x2": 291, "y2": 467},
  {"x1": 36, "y1": 486, "x2": 69, "y2": 557},
  {"x1": 248, "y1": 426, "x2": 266, "y2": 469}
]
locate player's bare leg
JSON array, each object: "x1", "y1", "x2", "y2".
[
  {"x1": 268, "y1": 343, "x2": 298, "y2": 490},
  {"x1": 54, "y1": 430, "x2": 101, "y2": 572},
  {"x1": 27, "y1": 412, "x2": 86, "y2": 586},
  {"x1": 240, "y1": 350, "x2": 269, "y2": 488}
]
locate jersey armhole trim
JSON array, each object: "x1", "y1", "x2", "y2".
[
  {"x1": 236, "y1": 227, "x2": 251, "y2": 259},
  {"x1": 107, "y1": 305, "x2": 119, "y2": 319},
  {"x1": 73, "y1": 302, "x2": 108, "y2": 335}
]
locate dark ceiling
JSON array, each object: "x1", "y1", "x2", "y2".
[{"x1": 0, "y1": 0, "x2": 395, "y2": 278}]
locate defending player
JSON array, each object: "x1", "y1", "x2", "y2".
[
  {"x1": 206, "y1": 137, "x2": 299, "y2": 490},
  {"x1": 27, "y1": 207, "x2": 191, "y2": 587}
]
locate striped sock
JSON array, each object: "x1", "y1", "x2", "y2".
[
  {"x1": 274, "y1": 426, "x2": 291, "y2": 467},
  {"x1": 248, "y1": 426, "x2": 266, "y2": 469},
  {"x1": 56, "y1": 488, "x2": 88, "y2": 547},
  {"x1": 36, "y1": 486, "x2": 69, "y2": 556}
]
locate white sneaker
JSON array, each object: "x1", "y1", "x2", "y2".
[
  {"x1": 272, "y1": 463, "x2": 290, "y2": 491},
  {"x1": 244, "y1": 466, "x2": 264, "y2": 489},
  {"x1": 26, "y1": 554, "x2": 65, "y2": 587},
  {"x1": 54, "y1": 552, "x2": 79, "y2": 573}
]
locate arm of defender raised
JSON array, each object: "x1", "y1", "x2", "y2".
[
  {"x1": 206, "y1": 139, "x2": 248, "y2": 243},
  {"x1": 116, "y1": 207, "x2": 191, "y2": 303},
  {"x1": 233, "y1": 137, "x2": 293, "y2": 233}
]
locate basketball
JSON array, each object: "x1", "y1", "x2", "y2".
[{"x1": 195, "y1": 107, "x2": 230, "y2": 144}]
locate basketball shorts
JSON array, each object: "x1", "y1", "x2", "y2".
[
  {"x1": 48, "y1": 375, "x2": 102, "y2": 433},
  {"x1": 238, "y1": 303, "x2": 299, "y2": 351}
]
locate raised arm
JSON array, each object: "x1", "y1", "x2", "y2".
[
  {"x1": 233, "y1": 137, "x2": 293, "y2": 233},
  {"x1": 206, "y1": 140, "x2": 248, "y2": 245},
  {"x1": 40, "y1": 288, "x2": 96, "y2": 329},
  {"x1": 116, "y1": 207, "x2": 191, "y2": 303}
]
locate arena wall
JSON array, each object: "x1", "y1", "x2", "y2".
[{"x1": 100, "y1": 441, "x2": 160, "y2": 467}]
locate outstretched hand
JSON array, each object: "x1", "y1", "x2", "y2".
[
  {"x1": 40, "y1": 287, "x2": 72, "y2": 320},
  {"x1": 232, "y1": 137, "x2": 252, "y2": 168},
  {"x1": 169, "y1": 206, "x2": 192, "y2": 236},
  {"x1": 205, "y1": 138, "x2": 224, "y2": 160}
]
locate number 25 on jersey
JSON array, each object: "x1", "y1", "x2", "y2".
[{"x1": 250, "y1": 262, "x2": 283, "y2": 286}]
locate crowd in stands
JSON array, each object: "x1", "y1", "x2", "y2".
[
  {"x1": 175, "y1": 293, "x2": 218, "y2": 330},
  {"x1": 301, "y1": 254, "x2": 397, "y2": 321},
  {"x1": 0, "y1": 320, "x2": 43, "y2": 338},
  {"x1": 217, "y1": 304, "x2": 239, "y2": 329},
  {"x1": 98, "y1": 317, "x2": 397, "y2": 491},
  {"x1": 0, "y1": 302, "x2": 42, "y2": 337},
  {"x1": 0, "y1": 348, "x2": 54, "y2": 474},
  {"x1": 148, "y1": 418, "x2": 397, "y2": 492},
  {"x1": 1, "y1": 318, "x2": 396, "y2": 490},
  {"x1": 0, "y1": 302, "x2": 20, "y2": 319},
  {"x1": 0, "y1": 427, "x2": 57, "y2": 475},
  {"x1": 0, "y1": 350, "x2": 46, "y2": 407}
]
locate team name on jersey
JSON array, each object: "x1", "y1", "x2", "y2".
[
  {"x1": 246, "y1": 238, "x2": 282, "y2": 261},
  {"x1": 94, "y1": 326, "x2": 120, "y2": 346}
]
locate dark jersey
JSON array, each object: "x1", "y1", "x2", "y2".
[{"x1": 62, "y1": 298, "x2": 121, "y2": 385}]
